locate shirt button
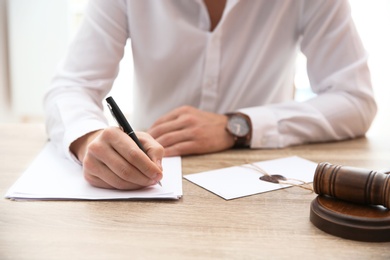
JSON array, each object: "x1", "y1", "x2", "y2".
[{"x1": 206, "y1": 78, "x2": 216, "y2": 88}]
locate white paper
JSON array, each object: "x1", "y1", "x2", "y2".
[
  {"x1": 184, "y1": 156, "x2": 317, "y2": 200},
  {"x1": 5, "y1": 142, "x2": 182, "y2": 200}
]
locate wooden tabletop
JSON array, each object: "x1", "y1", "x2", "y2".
[{"x1": 1, "y1": 123, "x2": 389, "y2": 259}]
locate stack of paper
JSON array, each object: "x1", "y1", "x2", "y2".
[{"x1": 5, "y1": 143, "x2": 182, "y2": 200}]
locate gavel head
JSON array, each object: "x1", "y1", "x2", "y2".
[{"x1": 313, "y1": 162, "x2": 390, "y2": 209}]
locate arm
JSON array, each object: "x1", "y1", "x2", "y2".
[
  {"x1": 44, "y1": 0, "x2": 129, "y2": 160},
  {"x1": 242, "y1": 0, "x2": 376, "y2": 148},
  {"x1": 149, "y1": 1, "x2": 376, "y2": 154},
  {"x1": 44, "y1": 1, "x2": 164, "y2": 189}
]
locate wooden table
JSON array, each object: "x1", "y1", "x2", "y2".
[{"x1": 1, "y1": 123, "x2": 389, "y2": 259}]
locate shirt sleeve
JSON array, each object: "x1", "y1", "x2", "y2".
[
  {"x1": 43, "y1": 0, "x2": 129, "y2": 161},
  {"x1": 242, "y1": 0, "x2": 377, "y2": 148}
]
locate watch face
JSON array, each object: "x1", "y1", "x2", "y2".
[{"x1": 227, "y1": 115, "x2": 250, "y2": 137}]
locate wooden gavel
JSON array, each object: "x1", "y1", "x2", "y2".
[{"x1": 313, "y1": 162, "x2": 390, "y2": 209}]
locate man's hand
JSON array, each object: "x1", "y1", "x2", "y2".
[
  {"x1": 148, "y1": 106, "x2": 235, "y2": 156},
  {"x1": 70, "y1": 127, "x2": 164, "y2": 190}
]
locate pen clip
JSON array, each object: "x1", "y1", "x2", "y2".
[{"x1": 106, "y1": 102, "x2": 121, "y2": 130}]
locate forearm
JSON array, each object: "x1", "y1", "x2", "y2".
[
  {"x1": 242, "y1": 88, "x2": 376, "y2": 149},
  {"x1": 44, "y1": 88, "x2": 109, "y2": 161}
]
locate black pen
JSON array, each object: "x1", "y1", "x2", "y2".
[{"x1": 105, "y1": 96, "x2": 162, "y2": 187}]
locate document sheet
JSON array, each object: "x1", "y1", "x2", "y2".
[
  {"x1": 184, "y1": 156, "x2": 317, "y2": 200},
  {"x1": 5, "y1": 143, "x2": 182, "y2": 200}
]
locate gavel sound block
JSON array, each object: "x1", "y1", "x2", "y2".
[{"x1": 310, "y1": 162, "x2": 390, "y2": 242}]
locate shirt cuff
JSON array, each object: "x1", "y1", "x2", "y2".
[
  {"x1": 63, "y1": 120, "x2": 108, "y2": 164},
  {"x1": 239, "y1": 106, "x2": 280, "y2": 148}
]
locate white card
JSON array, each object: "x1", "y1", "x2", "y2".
[{"x1": 184, "y1": 156, "x2": 317, "y2": 200}]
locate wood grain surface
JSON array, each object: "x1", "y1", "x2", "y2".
[{"x1": 1, "y1": 124, "x2": 389, "y2": 259}]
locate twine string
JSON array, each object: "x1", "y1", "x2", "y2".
[{"x1": 241, "y1": 161, "x2": 314, "y2": 192}]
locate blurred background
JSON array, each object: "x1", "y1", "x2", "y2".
[{"x1": 0, "y1": 0, "x2": 389, "y2": 135}]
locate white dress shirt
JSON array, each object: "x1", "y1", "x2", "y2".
[{"x1": 44, "y1": 0, "x2": 377, "y2": 160}]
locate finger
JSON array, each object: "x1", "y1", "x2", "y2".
[
  {"x1": 150, "y1": 106, "x2": 197, "y2": 129},
  {"x1": 148, "y1": 119, "x2": 182, "y2": 139},
  {"x1": 163, "y1": 140, "x2": 201, "y2": 157},
  {"x1": 149, "y1": 114, "x2": 195, "y2": 140},
  {"x1": 86, "y1": 128, "x2": 161, "y2": 187},
  {"x1": 154, "y1": 126, "x2": 198, "y2": 148},
  {"x1": 103, "y1": 129, "x2": 163, "y2": 182},
  {"x1": 83, "y1": 152, "x2": 145, "y2": 190},
  {"x1": 85, "y1": 174, "x2": 116, "y2": 189},
  {"x1": 137, "y1": 132, "x2": 164, "y2": 170},
  {"x1": 103, "y1": 149, "x2": 158, "y2": 187},
  {"x1": 150, "y1": 107, "x2": 183, "y2": 127},
  {"x1": 86, "y1": 167, "x2": 145, "y2": 190},
  {"x1": 154, "y1": 127, "x2": 203, "y2": 156}
]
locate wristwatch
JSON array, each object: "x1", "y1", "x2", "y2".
[{"x1": 225, "y1": 112, "x2": 252, "y2": 148}]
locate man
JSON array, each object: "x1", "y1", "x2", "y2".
[{"x1": 44, "y1": 0, "x2": 377, "y2": 190}]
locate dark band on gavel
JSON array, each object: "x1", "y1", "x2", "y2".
[{"x1": 313, "y1": 162, "x2": 390, "y2": 209}]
